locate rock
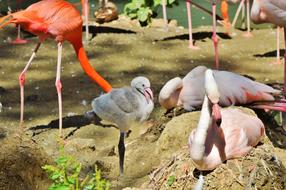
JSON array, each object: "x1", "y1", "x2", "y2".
[
  {"x1": 168, "y1": 19, "x2": 178, "y2": 27},
  {"x1": 150, "y1": 19, "x2": 166, "y2": 28}
]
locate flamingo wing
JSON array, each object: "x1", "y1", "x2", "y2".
[
  {"x1": 213, "y1": 70, "x2": 280, "y2": 106},
  {"x1": 180, "y1": 66, "x2": 207, "y2": 111},
  {"x1": 251, "y1": 0, "x2": 286, "y2": 26}
]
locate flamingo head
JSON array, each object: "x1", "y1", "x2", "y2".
[
  {"x1": 205, "y1": 69, "x2": 222, "y2": 125},
  {"x1": 131, "y1": 76, "x2": 154, "y2": 103},
  {"x1": 159, "y1": 77, "x2": 183, "y2": 110}
]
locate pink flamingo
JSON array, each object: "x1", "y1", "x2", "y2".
[
  {"x1": 81, "y1": 0, "x2": 89, "y2": 43},
  {"x1": 159, "y1": 65, "x2": 285, "y2": 111},
  {"x1": 0, "y1": 0, "x2": 112, "y2": 137},
  {"x1": 161, "y1": 1, "x2": 224, "y2": 69},
  {"x1": 230, "y1": 0, "x2": 252, "y2": 37},
  {"x1": 9, "y1": 0, "x2": 28, "y2": 44},
  {"x1": 251, "y1": 0, "x2": 286, "y2": 92},
  {"x1": 189, "y1": 69, "x2": 265, "y2": 171},
  {"x1": 186, "y1": 0, "x2": 221, "y2": 69}
]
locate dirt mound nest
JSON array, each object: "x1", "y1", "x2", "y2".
[
  {"x1": 139, "y1": 109, "x2": 286, "y2": 190},
  {"x1": 0, "y1": 134, "x2": 51, "y2": 190}
]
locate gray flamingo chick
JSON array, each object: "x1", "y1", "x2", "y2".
[{"x1": 91, "y1": 76, "x2": 154, "y2": 174}]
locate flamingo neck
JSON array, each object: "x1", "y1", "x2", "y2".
[
  {"x1": 72, "y1": 40, "x2": 112, "y2": 93},
  {"x1": 190, "y1": 95, "x2": 212, "y2": 162},
  {"x1": 159, "y1": 77, "x2": 183, "y2": 109}
]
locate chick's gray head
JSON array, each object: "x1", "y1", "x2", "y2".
[{"x1": 131, "y1": 76, "x2": 154, "y2": 102}]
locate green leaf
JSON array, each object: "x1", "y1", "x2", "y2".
[
  {"x1": 154, "y1": 0, "x2": 161, "y2": 7},
  {"x1": 48, "y1": 184, "x2": 71, "y2": 190},
  {"x1": 137, "y1": 7, "x2": 152, "y2": 22},
  {"x1": 167, "y1": 175, "x2": 176, "y2": 186},
  {"x1": 51, "y1": 173, "x2": 61, "y2": 180},
  {"x1": 55, "y1": 156, "x2": 69, "y2": 165},
  {"x1": 168, "y1": 0, "x2": 176, "y2": 4}
]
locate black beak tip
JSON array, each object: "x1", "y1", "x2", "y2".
[{"x1": 216, "y1": 118, "x2": 222, "y2": 126}]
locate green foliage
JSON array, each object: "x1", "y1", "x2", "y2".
[
  {"x1": 124, "y1": 0, "x2": 178, "y2": 26},
  {"x1": 42, "y1": 146, "x2": 109, "y2": 190},
  {"x1": 271, "y1": 111, "x2": 282, "y2": 126},
  {"x1": 166, "y1": 175, "x2": 176, "y2": 187}
]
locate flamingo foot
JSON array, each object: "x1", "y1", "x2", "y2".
[
  {"x1": 242, "y1": 32, "x2": 253, "y2": 38},
  {"x1": 218, "y1": 20, "x2": 232, "y2": 36},
  {"x1": 10, "y1": 37, "x2": 28, "y2": 44},
  {"x1": 270, "y1": 59, "x2": 282, "y2": 65},
  {"x1": 189, "y1": 44, "x2": 200, "y2": 50}
]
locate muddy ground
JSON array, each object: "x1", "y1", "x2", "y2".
[{"x1": 0, "y1": 16, "x2": 286, "y2": 190}]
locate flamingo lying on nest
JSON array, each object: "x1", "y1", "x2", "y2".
[{"x1": 159, "y1": 65, "x2": 286, "y2": 112}]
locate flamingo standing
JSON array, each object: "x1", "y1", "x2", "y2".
[
  {"x1": 250, "y1": 0, "x2": 286, "y2": 92},
  {"x1": 186, "y1": 0, "x2": 222, "y2": 69},
  {"x1": 0, "y1": 0, "x2": 112, "y2": 137},
  {"x1": 229, "y1": 0, "x2": 252, "y2": 37},
  {"x1": 90, "y1": 76, "x2": 154, "y2": 174},
  {"x1": 9, "y1": 0, "x2": 27, "y2": 44},
  {"x1": 159, "y1": 65, "x2": 284, "y2": 111},
  {"x1": 189, "y1": 69, "x2": 265, "y2": 171},
  {"x1": 81, "y1": 0, "x2": 90, "y2": 43}
]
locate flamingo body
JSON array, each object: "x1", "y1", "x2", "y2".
[
  {"x1": 188, "y1": 69, "x2": 265, "y2": 171},
  {"x1": 189, "y1": 108, "x2": 264, "y2": 170},
  {"x1": 159, "y1": 66, "x2": 279, "y2": 111},
  {"x1": 251, "y1": 0, "x2": 286, "y2": 26}
]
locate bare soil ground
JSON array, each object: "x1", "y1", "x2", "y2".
[{"x1": 0, "y1": 16, "x2": 286, "y2": 189}]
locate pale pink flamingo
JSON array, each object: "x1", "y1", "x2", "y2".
[
  {"x1": 186, "y1": 0, "x2": 221, "y2": 69},
  {"x1": 251, "y1": 0, "x2": 286, "y2": 92},
  {"x1": 230, "y1": 0, "x2": 252, "y2": 37},
  {"x1": 161, "y1": 1, "x2": 223, "y2": 69},
  {"x1": 81, "y1": 0, "x2": 89, "y2": 43},
  {"x1": 159, "y1": 65, "x2": 285, "y2": 111},
  {"x1": 189, "y1": 69, "x2": 265, "y2": 171}
]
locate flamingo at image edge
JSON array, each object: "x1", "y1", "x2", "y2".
[
  {"x1": 225, "y1": 0, "x2": 252, "y2": 37},
  {"x1": 81, "y1": 0, "x2": 90, "y2": 43},
  {"x1": 185, "y1": 0, "x2": 224, "y2": 69},
  {"x1": 188, "y1": 69, "x2": 265, "y2": 171},
  {"x1": 9, "y1": 0, "x2": 28, "y2": 44},
  {"x1": 162, "y1": 0, "x2": 226, "y2": 69},
  {"x1": 0, "y1": 0, "x2": 112, "y2": 137},
  {"x1": 251, "y1": 0, "x2": 286, "y2": 91},
  {"x1": 159, "y1": 65, "x2": 286, "y2": 112}
]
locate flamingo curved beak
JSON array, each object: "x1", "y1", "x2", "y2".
[
  {"x1": 144, "y1": 87, "x2": 154, "y2": 103},
  {"x1": 212, "y1": 103, "x2": 222, "y2": 126}
]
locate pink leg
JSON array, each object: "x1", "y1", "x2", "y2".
[
  {"x1": 272, "y1": 27, "x2": 282, "y2": 65},
  {"x1": 84, "y1": 0, "x2": 89, "y2": 43},
  {"x1": 212, "y1": 2, "x2": 219, "y2": 69},
  {"x1": 231, "y1": 0, "x2": 245, "y2": 28},
  {"x1": 19, "y1": 42, "x2": 41, "y2": 128},
  {"x1": 162, "y1": 0, "x2": 168, "y2": 31},
  {"x1": 186, "y1": 0, "x2": 199, "y2": 49},
  {"x1": 242, "y1": 0, "x2": 253, "y2": 37},
  {"x1": 10, "y1": 25, "x2": 28, "y2": 45},
  {"x1": 284, "y1": 27, "x2": 286, "y2": 93},
  {"x1": 56, "y1": 42, "x2": 63, "y2": 138}
]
